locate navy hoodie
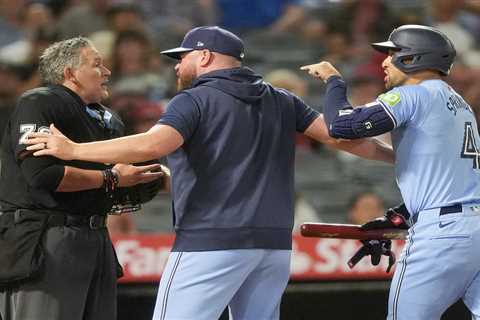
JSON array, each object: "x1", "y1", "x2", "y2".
[{"x1": 158, "y1": 67, "x2": 318, "y2": 251}]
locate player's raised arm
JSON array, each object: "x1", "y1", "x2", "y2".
[{"x1": 301, "y1": 62, "x2": 396, "y2": 141}]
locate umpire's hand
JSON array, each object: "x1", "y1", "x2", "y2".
[{"x1": 113, "y1": 163, "x2": 165, "y2": 187}]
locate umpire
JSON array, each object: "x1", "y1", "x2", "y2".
[{"x1": 0, "y1": 37, "x2": 162, "y2": 320}]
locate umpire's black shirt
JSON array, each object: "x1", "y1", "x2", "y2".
[
  {"x1": 0, "y1": 85, "x2": 124, "y2": 216},
  {"x1": 158, "y1": 67, "x2": 319, "y2": 251}
]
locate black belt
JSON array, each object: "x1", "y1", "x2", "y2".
[
  {"x1": 5, "y1": 210, "x2": 107, "y2": 230},
  {"x1": 439, "y1": 203, "x2": 462, "y2": 215},
  {"x1": 47, "y1": 214, "x2": 107, "y2": 230}
]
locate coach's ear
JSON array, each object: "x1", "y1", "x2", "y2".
[{"x1": 199, "y1": 49, "x2": 214, "y2": 67}]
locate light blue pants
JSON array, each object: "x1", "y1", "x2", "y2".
[
  {"x1": 152, "y1": 249, "x2": 291, "y2": 320},
  {"x1": 388, "y1": 205, "x2": 480, "y2": 320}
]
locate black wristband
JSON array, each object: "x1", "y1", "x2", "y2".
[
  {"x1": 110, "y1": 168, "x2": 119, "y2": 189},
  {"x1": 102, "y1": 168, "x2": 119, "y2": 197}
]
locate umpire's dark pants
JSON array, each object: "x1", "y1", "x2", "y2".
[{"x1": 0, "y1": 223, "x2": 118, "y2": 320}]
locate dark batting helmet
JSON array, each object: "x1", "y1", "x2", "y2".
[{"x1": 371, "y1": 24, "x2": 456, "y2": 75}]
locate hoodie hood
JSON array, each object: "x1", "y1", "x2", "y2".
[{"x1": 191, "y1": 67, "x2": 268, "y2": 104}]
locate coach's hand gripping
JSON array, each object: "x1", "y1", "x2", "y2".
[
  {"x1": 25, "y1": 124, "x2": 75, "y2": 160},
  {"x1": 348, "y1": 204, "x2": 411, "y2": 272}
]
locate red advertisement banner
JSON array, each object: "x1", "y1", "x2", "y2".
[{"x1": 112, "y1": 234, "x2": 405, "y2": 283}]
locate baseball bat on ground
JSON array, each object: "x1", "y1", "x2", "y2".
[{"x1": 300, "y1": 223, "x2": 407, "y2": 240}]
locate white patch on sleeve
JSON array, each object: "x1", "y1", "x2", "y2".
[
  {"x1": 365, "y1": 102, "x2": 380, "y2": 108},
  {"x1": 338, "y1": 109, "x2": 353, "y2": 116}
]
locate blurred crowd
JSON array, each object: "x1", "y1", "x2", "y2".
[{"x1": 1, "y1": 0, "x2": 479, "y2": 234}]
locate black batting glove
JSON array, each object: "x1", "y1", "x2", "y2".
[
  {"x1": 348, "y1": 239, "x2": 396, "y2": 273},
  {"x1": 361, "y1": 203, "x2": 411, "y2": 231}
]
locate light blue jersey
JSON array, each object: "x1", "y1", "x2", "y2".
[{"x1": 377, "y1": 79, "x2": 480, "y2": 215}]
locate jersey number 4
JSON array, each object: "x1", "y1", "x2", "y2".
[{"x1": 461, "y1": 122, "x2": 480, "y2": 170}]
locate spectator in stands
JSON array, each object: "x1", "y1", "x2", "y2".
[
  {"x1": 320, "y1": 29, "x2": 358, "y2": 80},
  {"x1": 323, "y1": 0, "x2": 399, "y2": 56},
  {"x1": 0, "y1": 0, "x2": 26, "y2": 47},
  {"x1": 0, "y1": 62, "x2": 22, "y2": 141},
  {"x1": 214, "y1": 0, "x2": 306, "y2": 35},
  {"x1": 108, "y1": 30, "x2": 167, "y2": 134},
  {"x1": 0, "y1": 2, "x2": 54, "y2": 65},
  {"x1": 137, "y1": 0, "x2": 216, "y2": 48},
  {"x1": 428, "y1": 0, "x2": 480, "y2": 68},
  {"x1": 460, "y1": 0, "x2": 480, "y2": 43},
  {"x1": 55, "y1": 0, "x2": 108, "y2": 40},
  {"x1": 110, "y1": 30, "x2": 158, "y2": 79},
  {"x1": 0, "y1": 3, "x2": 58, "y2": 100},
  {"x1": 15, "y1": 27, "x2": 58, "y2": 93},
  {"x1": 347, "y1": 192, "x2": 385, "y2": 225},
  {"x1": 106, "y1": 2, "x2": 146, "y2": 34},
  {"x1": 89, "y1": 2, "x2": 151, "y2": 67}
]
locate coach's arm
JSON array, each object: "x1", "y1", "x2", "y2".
[
  {"x1": 304, "y1": 115, "x2": 395, "y2": 164},
  {"x1": 25, "y1": 123, "x2": 183, "y2": 164}
]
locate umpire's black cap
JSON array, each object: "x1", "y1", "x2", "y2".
[{"x1": 161, "y1": 26, "x2": 245, "y2": 61}]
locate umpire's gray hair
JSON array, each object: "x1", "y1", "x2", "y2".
[{"x1": 39, "y1": 37, "x2": 94, "y2": 85}]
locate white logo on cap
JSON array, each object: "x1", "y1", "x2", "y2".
[
  {"x1": 196, "y1": 41, "x2": 204, "y2": 47},
  {"x1": 240, "y1": 52, "x2": 245, "y2": 59}
]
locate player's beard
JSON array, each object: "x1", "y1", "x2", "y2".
[{"x1": 385, "y1": 73, "x2": 408, "y2": 90}]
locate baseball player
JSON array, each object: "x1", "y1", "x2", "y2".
[
  {"x1": 24, "y1": 26, "x2": 394, "y2": 319},
  {"x1": 301, "y1": 25, "x2": 480, "y2": 319},
  {"x1": 0, "y1": 37, "x2": 162, "y2": 320}
]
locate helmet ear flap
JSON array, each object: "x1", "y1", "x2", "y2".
[
  {"x1": 399, "y1": 55, "x2": 416, "y2": 65},
  {"x1": 391, "y1": 54, "x2": 417, "y2": 73}
]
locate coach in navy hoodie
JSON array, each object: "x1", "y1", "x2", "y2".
[
  {"x1": 163, "y1": 66, "x2": 317, "y2": 252},
  {"x1": 26, "y1": 26, "x2": 395, "y2": 319}
]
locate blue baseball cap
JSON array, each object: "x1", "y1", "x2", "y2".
[{"x1": 161, "y1": 26, "x2": 245, "y2": 61}]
